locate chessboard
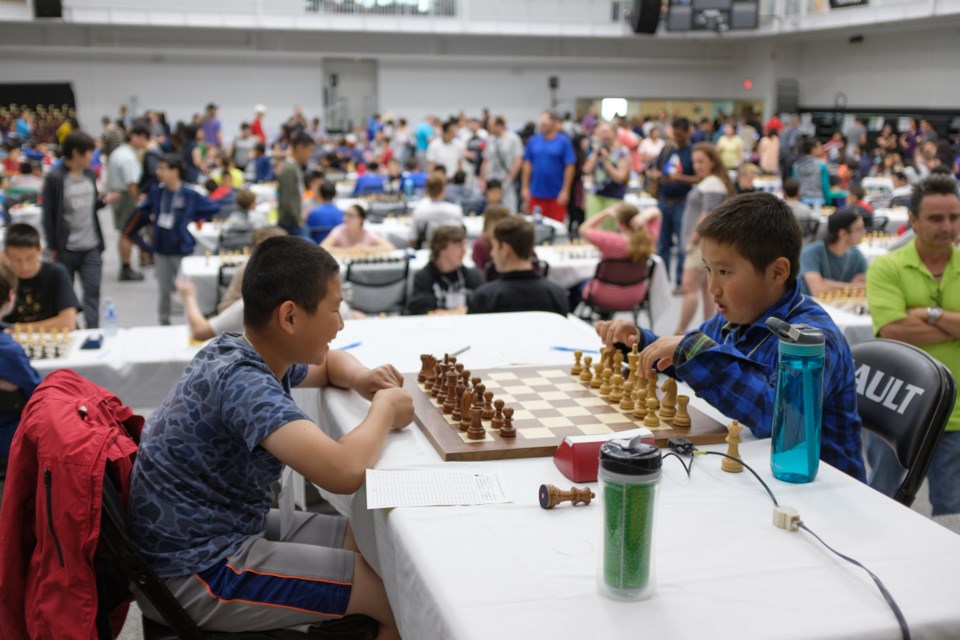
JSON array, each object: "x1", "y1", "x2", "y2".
[
  {"x1": 409, "y1": 349, "x2": 728, "y2": 462},
  {"x1": 816, "y1": 288, "x2": 869, "y2": 315},
  {"x1": 11, "y1": 327, "x2": 76, "y2": 360}
]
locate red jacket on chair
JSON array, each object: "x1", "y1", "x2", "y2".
[{"x1": 0, "y1": 370, "x2": 143, "y2": 640}]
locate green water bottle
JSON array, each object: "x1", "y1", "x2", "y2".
[{"x1": 598, "y1": 440, "x2": 662, "y2": 600}]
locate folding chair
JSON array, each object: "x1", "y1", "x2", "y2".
[
  {"x1": 215, "y1": 262, "x2": 243, "y2": 311},
  {"x1": 865, "y1": 215, "x2": 889, "y2": 233},
  {"x1": 852, "y1": 339, "x2": 957, "y2": 507},
  {"x1": 219, "y1": 229, "x2": 254, "y2": 252},
  {"x1": 799, "y1": 217, "x2": 821, "y2": 243},
  {"x1": 578, "y1": 258, "x2": 655, "y2": 327},
  {"x1": 344, "y1": 258, "x2": 410, "y2": 315}
]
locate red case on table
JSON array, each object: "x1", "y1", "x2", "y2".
[{"x1": 553, "y1": 428, "x2": 656, "y2": 483}]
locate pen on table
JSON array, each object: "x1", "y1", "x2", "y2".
[
  {"x1": 551, "y1": 346, "x2": 599, "y2": 354},
  {"x1": 336, "y1": 341, "x2": 362, "y2": 351},
  {"x1": 451, "y1": 345, "x2": 471, "y2": 356}
]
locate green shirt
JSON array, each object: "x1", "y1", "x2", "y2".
[{"x1": 866, "y1": 240, "x2": 960, "y2": 431}]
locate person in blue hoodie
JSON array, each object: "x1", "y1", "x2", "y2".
[
  {"x1": 123, "y1": 154, "x2": 220, "y2": 325},
  {"x1": 0, "y1": 257, "x2": 41, "y2": 474}
]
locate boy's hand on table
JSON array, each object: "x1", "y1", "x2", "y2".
[{"x1": 373, "y1": 387, "x2": 414, "y2": 430}]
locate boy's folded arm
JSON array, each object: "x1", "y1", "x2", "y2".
[
  {"x1": 298, "y1": 350, "x2": 404, "y2": 399},
  {"x1": 675, "y1": 339, "x2": 777, "y2": 438}
]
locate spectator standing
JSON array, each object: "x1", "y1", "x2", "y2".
[
  {"x1": 521, "y1": 110, "x2": 576, "y2": 223},
  {"x1": 276, "y1": 132, "x2": 315, "y2": 236}
]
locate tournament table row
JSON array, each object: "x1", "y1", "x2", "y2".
[{"x1": 293, "y1": 311, "x2": 960, "y2": 640}]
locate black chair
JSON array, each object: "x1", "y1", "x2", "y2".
[
  {"x1": 219, "y1": 228, "x2": 254, "y2": 252},
  {"x1": 865, "y1": 215, "x2": 889, "y2": 233},
  {"x1": 215, "y1": 262, "x2": 243, "y2": 311},
  {"x1": 852, "y1": 339, "x2": 957, "y2": 507},
  {"x1": 799, "y1": 217, "x2": 821, "y2": 243},
  {"x1": 344, "y1": 259, "x2": 410, "y2": 315},
  {"x1": 890, "y1": 195, "x2": 912, "y2": 210},
  {"x1": 533, "y1": 223, "x2": 555, "y2": 246},
  {"x1": 578, "y1": 258, "x2": 655, "y2": 327},
  {"x1": 98, "y1": 475, "x2": 378, "y2": 640}
]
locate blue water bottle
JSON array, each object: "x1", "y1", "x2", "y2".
[
  {"x1": 102, "y1": 297, "x2": 117, "y2": 338},
  {"x1": 766, "y1": 317, "x2": 824, "y2": 484},
  {"x1": 532, "y1": 205, "x2": 543, "y2": 225}
]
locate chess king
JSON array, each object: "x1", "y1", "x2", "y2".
[{"x1": 596, "y1": 193, "x2": 866, "y2": 481}]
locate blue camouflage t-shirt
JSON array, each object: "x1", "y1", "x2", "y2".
[{"x1": 128, "y1": 333, "x2": 310, "y2": 577}]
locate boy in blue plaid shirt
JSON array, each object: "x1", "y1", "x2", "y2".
[{"x1": 598, "y1": 192, "x2": 865, "y2": 480}]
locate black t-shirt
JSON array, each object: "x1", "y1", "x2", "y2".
[
  {"x1": 2, "y1": 262, "x2": 79, "y2": 324},
  {"x1": 407, "y1": 263, "x2": 484, "y2": 315},
  {"x1": 468, "y1": 269, "x2": 569, "y2": 316}
]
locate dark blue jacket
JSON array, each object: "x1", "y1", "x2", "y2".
[{"x1": 124, "y1": 184, "x2": 219, "y2": 256}]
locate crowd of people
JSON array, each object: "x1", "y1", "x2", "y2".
[{"x1": 1, "y1": 98, "x2": 959, "y2": 636}]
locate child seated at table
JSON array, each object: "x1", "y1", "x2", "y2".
[
  {"x1": 0, "y1": 256, "x2": 42, "y2": 472},
  {"x1": 468, "y1": 216, "x2": 568, "y2": 316},
  {"x1": 471, "y1": 204, "x2": 510, "y2": 275},
  {"x1": 128, "y1": 236, "x2": 411, "y2": 637},
  {"x1": 320, "y1": 203, "x2": 393, "y2": 252},
  {"x1": 596, "y1": 192, "x2": 865, "y2": 480},
  {"x1": 406, "y1": 225, "x2": 483, "y2": 315},
  {"x1": 1, "y1": 223, "x2": 79, "y2": 330}
]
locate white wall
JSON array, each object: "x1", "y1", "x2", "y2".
[
  {"x1": 794, "y1": 27, "x2": 960, "y2": 108},
  {"x1": 1, "y1": 54, "x2": 327, "y2": 140}
]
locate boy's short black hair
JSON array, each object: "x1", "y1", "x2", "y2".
[
  {"x1": 698, "y1": 192, "x2": 802, "y2": 286},
  {"x1": 782, "y1": 177, "x2": 800, "y2": 198},
  {"x1": 493, "y1": 216, "x2": 534, "y2": 261},
  {"x1": 130, "y1": 123, "x2": 150, "y2": 138},
  {"x1": 61, "y1": 130, "x2": 95, "y2": 160},
  {"x1": 4, "y1": 223, "x2": 41, "y2": 249},
  {"x1": 848, "y1": 183, "x2": 866, "y2": 200},
  {"x1": 486, "y1": 178, "x2": 502, "y2": 191},
  {"x1": 291, "y1": 131, "x2": 315, "y2": 148},
  {"x1": 801, "y1": 137, "x2": 819, "y2": 155},
  {"x1": 242, "y1": 236, "x2": 340, "y2": 330},
  {"x1": 826, "y1": 207, "x2": 863, "y2": 243},
  {"x1": 159, "y1": 153, "x2": 183, "y2": 179},
  {"x1": 319, "y1": 181, "x2": 337, "y2": 201}
]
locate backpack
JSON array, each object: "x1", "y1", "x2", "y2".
[{"x1": 0, "y1": 370, "x2": 142, "y2": 640}]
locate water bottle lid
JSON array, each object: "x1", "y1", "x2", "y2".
[
  {"x1": 599, "y1": 440, "x2": 662, "y2": 476},
  {"x1": 765, "y1": 317, "x2": 824, "y2": 345}
]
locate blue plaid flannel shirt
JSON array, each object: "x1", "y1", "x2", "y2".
[{"x1": 639, "y1": 282, "x2": 866, "y2": 481}]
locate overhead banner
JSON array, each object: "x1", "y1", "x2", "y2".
[{"x1": 830, "y1": 0, "x2": 868, "y2": 8}]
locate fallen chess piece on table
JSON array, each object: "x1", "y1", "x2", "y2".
[{"x1": 539, "y1": 484, "x2": 595, "y2": 509}]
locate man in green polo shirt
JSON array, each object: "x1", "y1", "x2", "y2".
[{"x1": 866, "y1": 173, "x2": 960, "y2": 516}]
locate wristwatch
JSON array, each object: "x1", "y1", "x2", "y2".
[{"x1": 927, "y1": 306, "x2": 943, "y2": 325}]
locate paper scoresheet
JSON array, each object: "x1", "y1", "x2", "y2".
[{"x1": 366, "y1": 469, "x2": 512, "y2": 509}]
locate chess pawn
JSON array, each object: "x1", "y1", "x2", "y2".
[
  {"x1": 579, "y1": 356, "x2": 594, "y2": 384},
  {"x1": 643, "y1": 398, "x2": 660, "y2": 428},
  {"x1": 473, "y1": 383, "x2": 486, "y2": 415},
  {"x1": 619, "y1": 381, "x2": 634, "y2": 411},
  {"x1": 632, "y1": 386, "x2": 647, "y2": 419},
  {"x1": 482, "y1": 390, "x2": 495, "y2": 420},
  {"x1": 571, "y1": 350, "x2": 583, "y2": 376},
  {"x1": 673, "y1": 395, "x2": 692, "y2": 429},
  {"x1": 590, "y1": 362, "x2": 603, "y2": 389},
  {"x1": 599, "y1": 368, "x2": 613, "y2": 398},
  {"x1": 499, "y1": 408, "x2": 516, "y2": 438},
  {"x1": 609, "y1": 373, "x2": 624, "y2": 404},
  {"x1": 491, "y1": 399, "x2": 505, "y2": 430},
  {"x1": 612, "y1": 349, "x2": 624, "y2": 374},
  {"x1": 721, "y1": 421, "x2": 744, "y2": 473},
  {"x1": 646, "y1": 375, "x2": 659, "y2": 412}
]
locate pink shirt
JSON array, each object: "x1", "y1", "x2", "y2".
[
  {"x1": 581, "y1": 229, "x2": 650, "y2": 310},
  {"x1": 326, "y1": 224, "x2": 385, "y2": 248}
]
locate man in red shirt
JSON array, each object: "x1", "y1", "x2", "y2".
[{"x1": 251, "y1": 104, "x2": 267, "y2": 144}]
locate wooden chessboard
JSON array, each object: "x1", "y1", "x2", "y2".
[
  {"x1": 407, "y1": 364, "x2": 728, "y2": 462},
  {"x1": 816, "y1": 290, "x2": 869, "y2": 315}
]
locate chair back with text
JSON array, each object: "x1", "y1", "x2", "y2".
[
  {"x1": 852, "y1": 339, "x2": 956, "y2": 507},
  {"x1": 344, "y1": 258, "x2": 410, "y2": 315}
]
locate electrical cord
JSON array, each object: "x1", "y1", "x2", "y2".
[
  {"x1": 798, "y1": 522, "x2": 910, "y2": 640},
  {"x1": 665, "y1": 437, "x2": 909, "y2": 639}
]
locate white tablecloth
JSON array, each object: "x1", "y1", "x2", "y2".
[
  {"x1": 293, "y1": 312, "x2": 960, "y2": 640},
  {"x1": 363, "y1": 213, "x2": 569, "y2": 250},
  {"x1": 31, "y1": 326, "x2": 203, "y2": 410},
  {"x1": 821, "y1": 303, "x2": 875, "y2": 347}
]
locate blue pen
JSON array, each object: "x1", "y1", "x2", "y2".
[
  {"x1": 336, "y1": 341, "x2": 362, "y2": 351},
  {"x1": 552, "y1": 346, "x2": 599, "y2": 354}
]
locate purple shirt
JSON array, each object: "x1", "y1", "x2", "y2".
[{"x1": 201, "y1": 117, "x2": 222, "y2": 149}]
